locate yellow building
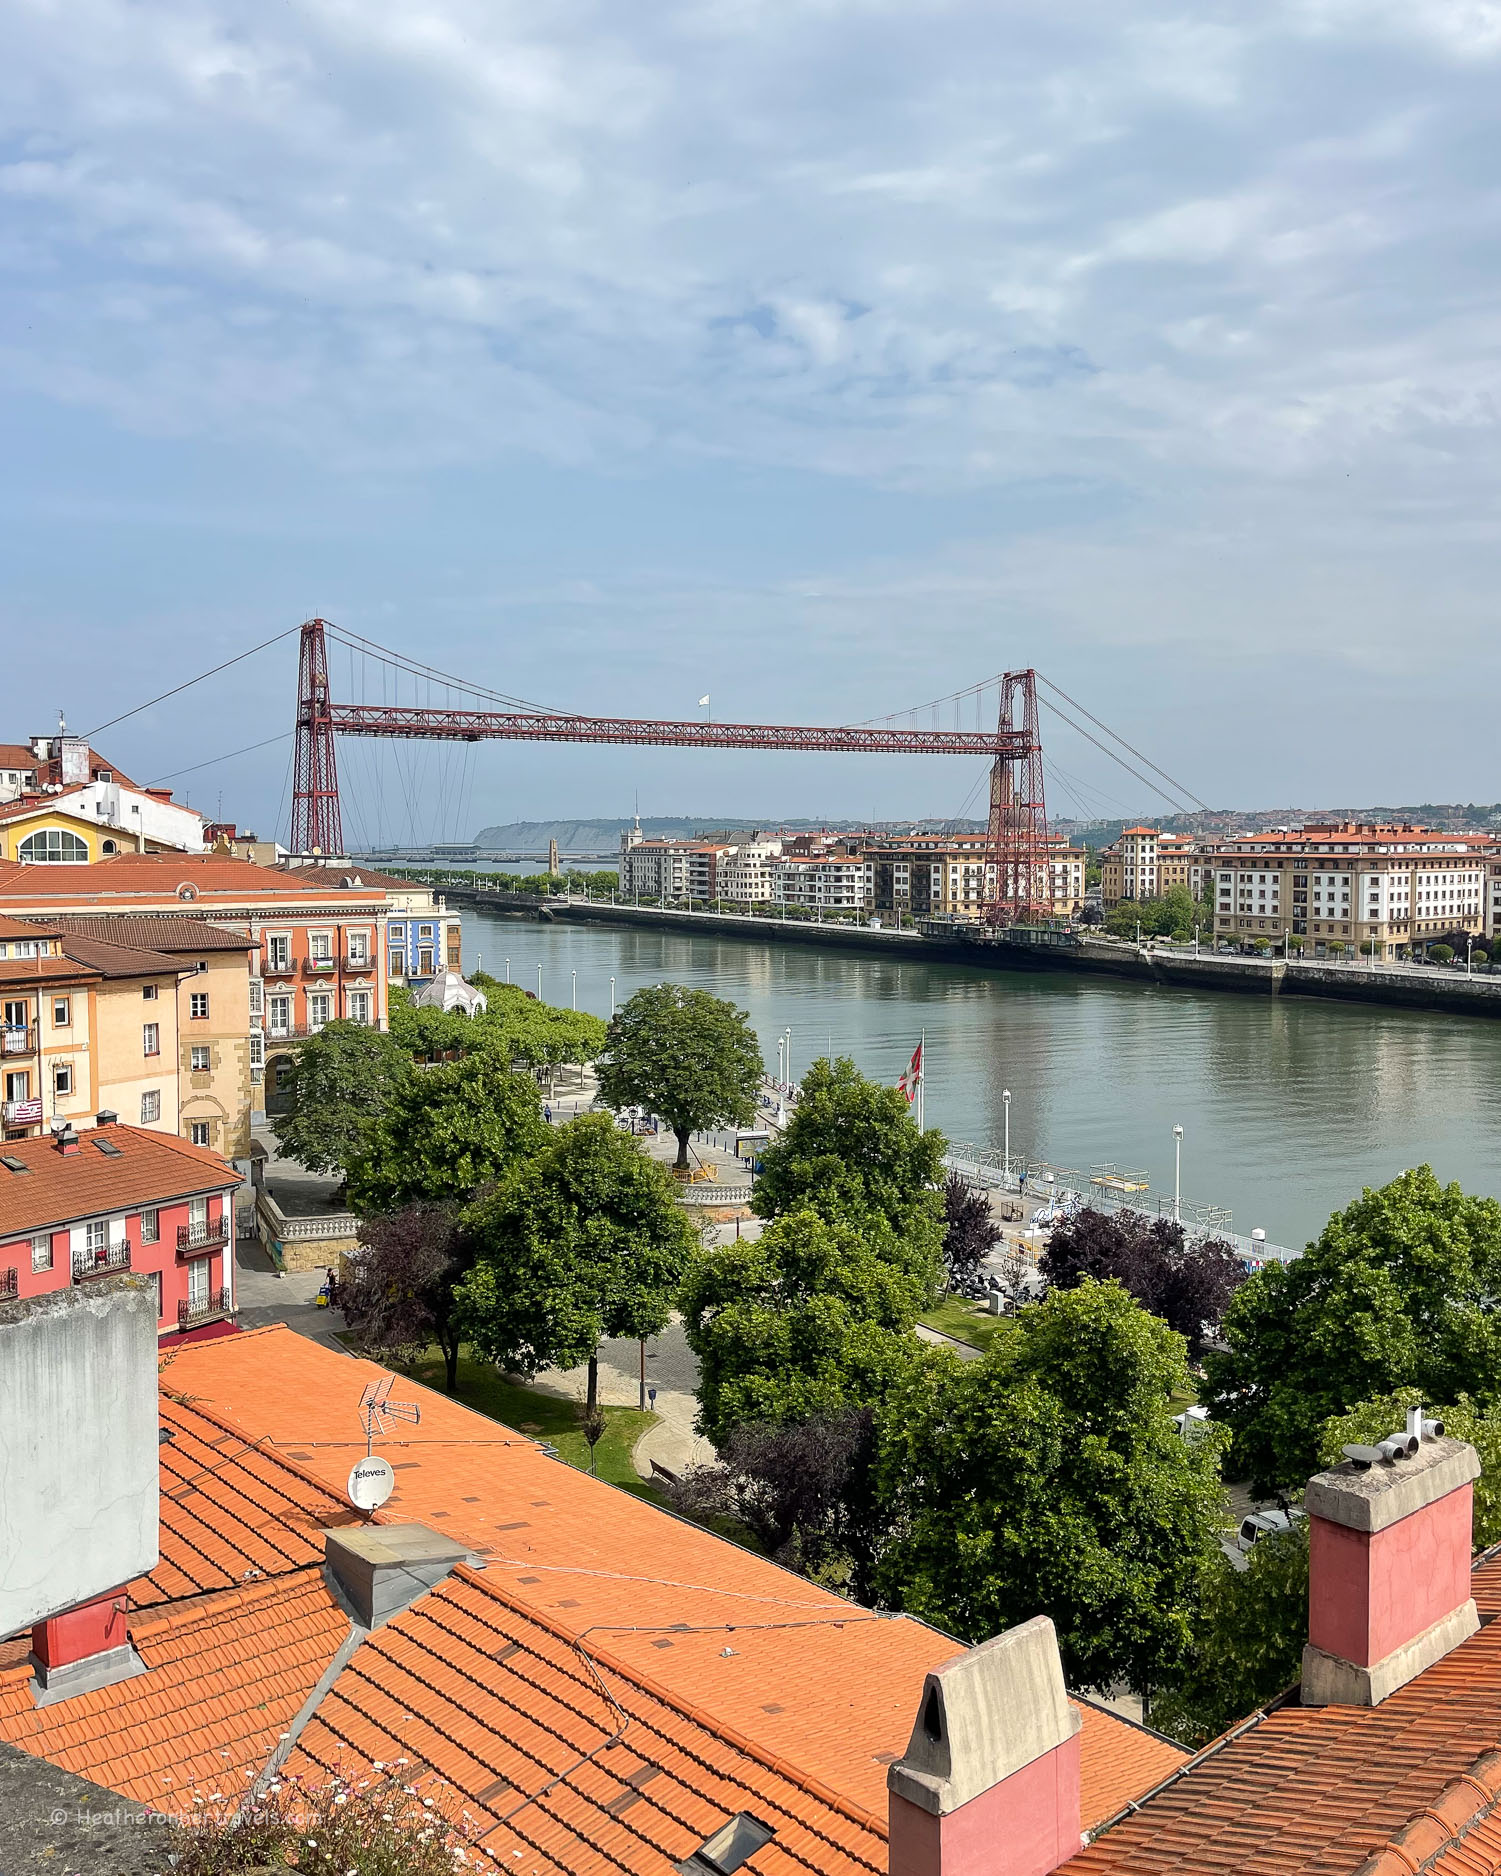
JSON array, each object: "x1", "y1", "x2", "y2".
[
  {"x1": 46, "y1": 918, "x2": 255, "y2": 1163},
  {"x1": 0, "y1": 801, "x2": 183, "y2": 864},
  {"x1": 0, "y1": 918, "x2": 182, "y2": 1143}
]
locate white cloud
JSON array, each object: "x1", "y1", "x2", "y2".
[{"x1": 5, "y1": 0, "x2": 1501, "y2": 769}]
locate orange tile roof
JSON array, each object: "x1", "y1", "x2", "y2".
[
  {"x1": 55, "y1": 932, "x2": 186, "y2": 980},
  {"x1": 164, "y1": 1328, "x2": 1186, "y2": 1832},
  {"x1": 290, "y1": 1569, "x2": 893, "y2": 1876},
  {"x1": 45, "y1": 916, "x2": 254, "y2": 954},
  {"x1": 0, "y1": 1392, "x2": 357, "y2": 1809},
  {"x1": 0, "y1": 1574, "x2": 348, "y2": 1807},
  {"x1": 145, "y1": 1391, "x2": 361, "y2": 1604},
  {"x1": 1063, "y1": 1553, "x2": 1501, "y2": 1875},
  {"x1": 0, "y1": 1123, "x2": 235, "y2": 1240},
  {"x1": 0, "y1": 955, "x2": 95, "y2": 988},
  {"x1": 0, "y1": 913, "x2": 60, "y2": 939},
  {"x1": 0, "y1": 852, "x2": 386, "y2": 909}
]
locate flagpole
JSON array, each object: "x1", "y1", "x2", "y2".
[{"x1": 917, "y1": 1029, "x2": 925, "y2": 1133}]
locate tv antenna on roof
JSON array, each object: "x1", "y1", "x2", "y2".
[
  {"x1": 347, "y1": 1377, "x2": 421, "y2": 1513},
  {"x1": 358, "y1": 1375, "x2": 421, "y2": 1456}
]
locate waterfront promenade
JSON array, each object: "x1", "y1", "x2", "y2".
[{"x1": 433, "y1": 877, "x2": 1501, "y2": 1021}]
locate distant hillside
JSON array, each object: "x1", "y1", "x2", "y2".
[
  {"x1": 1054, "y1": 803, "x2": 1501, "y2": 849},
  {"x1": 476, "y1": 804, "x2": 1501, "y2": 855}
]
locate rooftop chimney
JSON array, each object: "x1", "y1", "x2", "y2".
[
  {"x1": 95, "y1": 1110, "x2": 118, "y2": 1128},
  {"x1": 0, "y1": 1280, "x2": 158, "y2": 1703},
  {"x1": 323, "y1": 1525, "x2": 468, "y2": 1629},
  {"x1": 1302, "y1": 1408, "x2": 1480, "y2": 1707},
  {"x1": 888, "y1": 1617, "x2": 1082, "y2": 1876},
  {"x1": 53, "y1": 1126, "x2": 79, "y2": 1156}
]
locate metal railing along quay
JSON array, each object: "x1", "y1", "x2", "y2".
[{"x1": 944, "y1": 1143, "x2": 1299, "y2": 1267}]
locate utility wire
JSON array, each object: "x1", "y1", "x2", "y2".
[
  {"x1": 1036, "y1": 673, "x2": 1208, "y2": 813},
  {"x1": 1036, "y1": 694, "x2": 1194, "y2": 815},
  {"x1": 147, "y1": 732, "x2": 293, "y2": 787},
  {"x1": 84, "y1": 625, "x2": 302, "y2": 738},
  {"x1": 323, "y1": 624, "x2": 559, "y2": 717}
]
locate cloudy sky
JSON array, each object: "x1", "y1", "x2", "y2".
[{"x1": 5, "y1": 0, "x2": 1501, "y2": 840}]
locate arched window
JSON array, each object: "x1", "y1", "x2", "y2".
[
  {"x1": 17, "y1": 829, "x2": 89, "y2": 864},
  {"x1": 101, "y1": 839, "x2": 118, "y2": 855}
]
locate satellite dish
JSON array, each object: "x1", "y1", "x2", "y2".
[{"x1": 347, "y1": 1454, "x2": 396, "y2": 1511}]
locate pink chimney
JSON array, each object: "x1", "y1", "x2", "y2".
[
  {"x1": 888, "y1": 1616, "x2": 1082, "y2": 1876},
  {"x1": 1302, "y1": 1407, "x2": 1481, "y2": 1707}
]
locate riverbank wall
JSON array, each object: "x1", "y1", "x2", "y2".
[{"x1": 439, "y1": 886, "x2": 1501, "y2": 1019}]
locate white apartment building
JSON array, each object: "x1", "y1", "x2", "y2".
[
  {"x1": 773, "y1": 855, "x2": 873, "y2": 911},
  {"x1": 718, "y1": 839, "x2": 785, "y2": 904}
]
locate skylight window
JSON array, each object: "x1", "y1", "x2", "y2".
[
  {"x1": 94, "y1": 1138, "x2": 122, "y2": 1157},
  {"x1": 684, "y1": 1815, "x2": 775, "y2": 1875}
]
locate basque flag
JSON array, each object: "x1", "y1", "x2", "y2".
[{"x1": 897, "y1": 1040, "x2": 923, "y2": 1104}]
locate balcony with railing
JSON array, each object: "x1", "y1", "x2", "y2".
[
  {"x1": 73, "y1": 1241, "x2": 131, "y2": 1280},
  {"x1": 1, "y1": 1025, "x2": 33, "y2": 1057},
  {"x1": 262, "y1": 954, "x2": 296, "y2": 977},
  {"x1": 2, "y1": 1096, "x2": 42, "y2": 1126},
  {"x1": 304, "y1": 955, "x2": 338, "y2": 975},
  {"x1": 177, "y1": 1216, "x2": 230, "y2": 1257},
  {"x1": 178, "y1": 1286, "x2": 232, "y2": 1330}
]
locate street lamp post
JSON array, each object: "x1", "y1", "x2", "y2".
[
  {"x1": 784, "y1": 1029, "x2": 792, "y2": 1088},
  {"x1": 609, "y1": 976, "x2": 615, "y2": 1018},
  {"x1": 1468, "y1": 937, "x2": 1475, "y2": 976},
  {"x1": 1003, "y1": 1089, "x2": 1011, "y2": 1181},
  {"x1": 504, "y1": 957, "x2": 510, "y2": 984},
  {"x1": 571, "y1": 969, "x2": 577, "y2": 1011},
  {"x1": 537, "y1": 964, "x2": 543, "y2": 1001},
  {"x1": 1173, "y1": 1123, "x2": 1184, "y2": 1222}
]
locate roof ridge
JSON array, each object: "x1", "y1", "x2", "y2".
[
  {"x1": 129, "y1": 1567, "x2": 330, "y2": 1642},
  {"x1": 1352, "y1": 1747, "x2": 1501, "y2": 1875},
  {"x1": 446, "y1": 1562, "x2": 892, "y2": 1843}
]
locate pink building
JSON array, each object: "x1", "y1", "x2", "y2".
[{"x1": 0, "y1": 1116, "x2": 238, "y2": 1339}]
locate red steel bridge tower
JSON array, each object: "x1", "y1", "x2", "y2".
[
  {"x1": 290, "y1": 618, "x2": 343, "y2": 856},
  {"x1": 986, "y1": 669, "x2": 1050, "y2": 923},
  {"x1": 289, "y1": 616, "x2": 1050, "y2": 923}
]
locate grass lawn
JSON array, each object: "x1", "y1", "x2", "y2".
[
  {"x1": 399, "y1": 1348, "x2": 657, "y2": 1489},
  {"x1": 918, "y1": 1295, "x2": 1014, "y2": 1354}
]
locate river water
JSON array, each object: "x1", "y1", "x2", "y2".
[{"x1": 462, "y1": 907, "x2": 1501, "y2": 1249}]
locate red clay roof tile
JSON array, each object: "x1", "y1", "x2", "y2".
[
  {"x1": 165, "y1": 1327, "x2": 1187, "y2": 1835},
  {"x1": 0, "y1": 1123, "x2": 235, "y2": 1240}
]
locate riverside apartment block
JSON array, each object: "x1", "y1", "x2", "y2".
[
  {"x1": 1211, "y1": 824, "x2": 1493, "y2": 956},
  {"x1": 620, "y1": 826, "x2": 1087, "y2": 920}
]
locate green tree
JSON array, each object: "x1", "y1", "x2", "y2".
[
  {"x1": 595, "y1": 983, "x2": 762, "y2": 1168},
  {"x1": 1202, "y1": 1167, "x2": 1501, "y2": 1495},
  {"x1": 752, "y1": 1055, "x2": 946, "y2": 1246},
  {"x1": 1320, "y1": 1386, "x2": 1501, "y2": 1546},
  {"x1": 876, "y1": 1280, "x2": 1227, "y2": 1695},
  {"x1": 1149, "y1": 1525, "x2": 1308, "y2": 1748},
  {"x1": 274, "y1": 1021, "x2": 414, "y2": 1180},
  {"x1": 457, "y1": 1113, "x2": 696, "y2": 1410},
  {"x1": 475, "y1": 984, "x2": 607, "y2": 1080},
  {"x1": 682, "y1": 1206, "x2": 934, "y2": 1447},
  {"x1": 346, "y1": 1050, "x2": 549, "y2": 1215}
]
